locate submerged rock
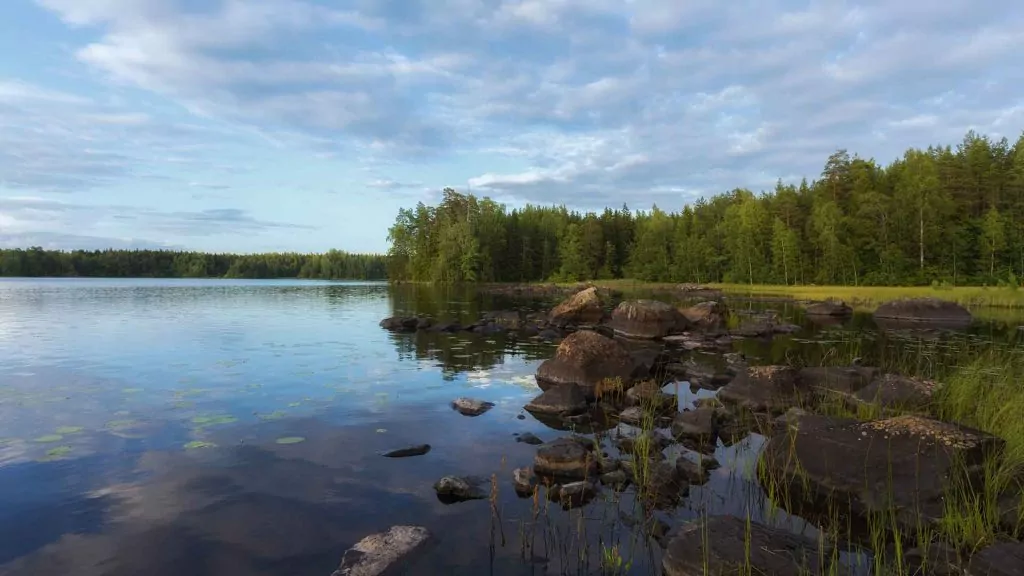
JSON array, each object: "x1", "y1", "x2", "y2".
[
  {"x1": 873, "y1": 297, "x2": 972, "y2": 327},
  {"x1": 718, "y1": 365, "x2": 806, "y2": 414},
  {"x1": 332, "y1": 525, "x2": 432, "y2": 576},
  {"x1": 450, "y1": 397, "x2": 495, "y2": 417},
  {"x1": 760, "y1": 413, "x2": 1005, "y2": 535},
  {"x1": 549, "y1": 286, "x2": 604, "y2": 326},
  {"x1": 515, "y1": 432, "x2": 544, "y2": 445},
  {"x1": 535, "y1": 330, "x2": 635, "y2": 398},
  {"x1": 805, "y1": 300, "x2": 853, "y2": 317},
  {"x1": 610, "y1": 300, "x2": 687, "y2": 339},
  {"x1": 524, "y1": 383, "x2": 588, "y2": 416},
  {"x1": 662, "y1": 516, "x2": 850, "y2": 576},
  {"x1": 433, "y1": 475, "x2": 488, "y2": 503},
  {"x1": 379, "y1": 444, "x2": 431, "y2": 458},
  {"x1": 534, "y1": 437, "x2": 599, "y2": 480}
]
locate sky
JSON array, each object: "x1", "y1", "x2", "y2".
[{"x1": 1, "y1": 1, "x2": 1023, "y2": 254}]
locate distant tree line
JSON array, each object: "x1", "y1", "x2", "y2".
[
  {"x1": 387, "y1": 130, "x2": 1024, "y2": 287},
  {"x1": 0, "y1": 248, "x2": 387, "y2": 280}
]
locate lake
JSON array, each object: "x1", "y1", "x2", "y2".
[{"x1": 0, "y1": 278, "x2": 1020, "y2": 575}]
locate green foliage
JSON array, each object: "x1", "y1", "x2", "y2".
[
  {"x1": 387, "y1": 130, "x2": 1024, "y2": 286},
  {"x1": 0, "y1": 247, "x2": 386, "y2": 280}
]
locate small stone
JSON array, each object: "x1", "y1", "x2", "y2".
[
  {"x1": 512, "y1": 467, "x2": 537, "y2": 496},
  {"x1": 380, "y1": 444, "x2": 431, "y2": 458},
  {"x1": 516, "y1": 432, "x2": 544, "y2": 445},
  {"x1": 600, "y1": 470, "x2": 630, "y2": 491},
  {"x1": 451, "y1": 397, "x2": 495, "y2": 417},
  {"x1": 553, "y1": 480, "x2": 597, "y2": 509},
  {"x1": 433, "y1": 475, "x2": 487, "y2": 503},
  {"x1": 619, "y1": 406, "x2": 644, "y2": 425}
]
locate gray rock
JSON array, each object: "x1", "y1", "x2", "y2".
[
  {"x1": 433, "y1": 475, "x2": 487, "y2": 503},
  {"x1": 718, "y1": 365, "x2": 806, "y2": 414},
  {"x1": 549, "y1": 287, "x2": 605, "y2": 326},
  {"x1": 451, "y1": 397, "x2": 495, "y2": 417},
  {"x1": 600, "y1": 469, "x2": 630, "y2": 491},
  {"x1": 874, "y1": 297, "x2": 972, "y2": 328},
  {"x1": 625, "y1": 380, "x2": 676, "y2": 409},
  {"x1": 332, "y1": 525, "x2": 432, "y2": 576},
  {"x1": 512, "y1": 467, "x2": 537, "y2": 496},
  {"x1": 611, "y1": 299, "x2": 688, "y2": 339},
  {"x1": 380, "y1": 444, "x2": 431, "y2": 458},
  {"x1": 680, "y1": 300, "x2": 726, "y2": 330},
  {"x1": 535, "y1": 330, "x2": 635, "y2": 398},
  {"x1": 853, "y1": 373, "x2": 939, "y2": 411},
  {"x1": 663, "y1": 516, "x2": 850, "y2": 575},
  {"x1": 671, "y1": 408, "x2": 719, "y2": 446},
  {"x1": 524, "y1": 383, "x2": 588, "y2": 416},
  {"x1": 675, "y1": 457, "x2": 710, "y2": 485},
  {"x1": 967, "y1": 541, "x2": 1024, "y2": 576},
  {"x1": 515, "y1": 432, "x2": 544, "y2": 445},
  {"x1": 552, "y1": 480, "x2": 597, "y2": 509},
  {"x1": 805, "y1": 300, "x2": 853, "y2": 317},
  {"x1": 618, "y1": 406, "x2": 645, "y2": 426}
]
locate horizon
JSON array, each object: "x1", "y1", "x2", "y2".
[{"x1": 2, "y1": 0, "x2": 1023, "y2": 254}]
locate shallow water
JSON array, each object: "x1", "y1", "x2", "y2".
[{"x1": 0, "y1": 279, "x2": 1019, "y2": 575}]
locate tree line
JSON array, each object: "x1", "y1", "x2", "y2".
[
  {"x1": 0, "y1": 248, "x2": 388, "y2": 280},
  {"x1": 387, "y1": 130, "x2": 1024, "y2": 287}
]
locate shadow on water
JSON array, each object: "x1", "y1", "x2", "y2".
[{"x1": 1, "y1": 279, "x2": 1022, "y2": 575}]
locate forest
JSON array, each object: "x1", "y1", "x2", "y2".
[
  {"x1": 0, "y1": 248, "x2": 387, "y2": 280},
  {"x1": 386, "y1": 130, "x2": 1024, "y2": 287}
]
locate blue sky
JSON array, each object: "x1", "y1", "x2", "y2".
[{"x1": 1, "y1": 0, "x2": 1022, "y2": 254}]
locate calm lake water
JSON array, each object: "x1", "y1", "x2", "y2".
[{"x1": 0, "y1": 278, "x2": 1020, "y2": 576}]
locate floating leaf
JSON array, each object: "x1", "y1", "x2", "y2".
[
  {"x1": 184, "y1": 440, "x2": 217, "y2": 450},
  {"x1": 44, "y1": 446, "x2": 72, "y2": 459},
  {"x1": 275, "y1": 436, "x2": 305, "y2": 445},
  {"x1": 106, "y1": 419, "x2": 139, "y2": 430},
  {"x1": 55, "y1": 426, "x2": 83, "y2": 435},
  {"x1": 191, "y1": 414, "x2": 238, "y2": 426},
  {"x1": 34, "y1": 434, "x2": 64, "y2": 443}
]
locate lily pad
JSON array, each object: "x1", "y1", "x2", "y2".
[
  {"x1": 287, "y1": 402, "x2": 301, "y2": 408},
  {"x1": 191, "y1": 414, "x2": 238, "y2": 426},
  {"x1": 106, "y1": 419, "x2": 139, "y2": 430},
  {"x1": 55, "y1": 426, "x2": 84, "y2": 435},
  {"x1": 275, "y1": 436, "x2": 305, "y2": 445},
  {"x1": 184, "y1": 440, "x2": 217, "y2": 450},
  {"x1": 34, "y1": 434, "x2": 64, "y2": 443},
  {"x1": 44, "y1": 446, "x2": 72, "y2": 459},
  {"x1": 258, "y1": 411, "x2": 287, "y2": 421}
]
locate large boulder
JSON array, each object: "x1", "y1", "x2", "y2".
[
  {"x1": 805, "y1": 300, "x2": 853, "y2": 317},
  {"x1": 332, "y1": 525, "x2": 432, "y2": 576},
  {"x1": 610, "y1": 300, "x2": 687, "y2": 339},
  {"x1": 761, "y1": 413, "x2": 1005, "y2": 535},
  {"x1": 718, "y1": 366, "x2": 807, "y2": 414},
  {"x1": 662, "y1": 516, "x2": 851, "y2": 576},
  {"x1": 535, "y1": 330, "x2": 635, "y2": 398},
  {"x1": 873, "y1": 297, "x2": 972, "y2": 328},
  {"x1": 679, "y1": 300, "x2": 726, "y2": 330},
  {"x1": 549, "y1": 286, "x2": 604, "y2": 326}
]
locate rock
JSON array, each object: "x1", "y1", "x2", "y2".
[
  {"x1": 675, "y1": 457, "x2": 710, "y2": 484},
  {"x1": 537, "y1": 328, "x2": 562, "y2": 342},
  {"x1": 644, "y1": 461, "x2": 689, "y2": 508},
  {"x1": 662, "y1": 516, "x2": 851, "y2": 576},
  {"x1": 550, "y1": 287, "x2": 604, "y2": 326},
  {"x1": 551, "y1": 480, "x2": 597, "y2": 509},
  {"x1": 902, "y1": 542, "x2": 964, "y2": 576},
  {"x1": 512, "y1": 467, "x2": 537, "y2": 496},
  {"x1": 968, "y1": 541, "x2": 1024, "y2": 576},
  {"x1": 679, "y1": 301, "x2": 726, "y2": 330},
  {"x1": 625, "y1": 380, "x2": 676, "y2": 409},
  {"x1": 671, "y1": 408, "x2": 719, "y2": 448},
  {"x1": 378, "y1": 316, "x2": 420, "y2": 332},
  {"x1": 433, "y1": 475, "x2": 487, "y2": 503},
  {"x1": 332, "y1": 525, "x2": 432, "y2": 576},
  {"x1": 616, "y1": 430, "x2": 672, "y2": 455},
  {"x1": 600, "y1": 469, "x2": 630, "y2": 491},
  {"x1": 450, "y1": 397, "x2": 495, "y2": 417},
  {"x1": 873, "y1": 297, "x2": 973, "y2": 327},
  {"x1": 693, "y1": 396, "x2": 724, "y2": 410},
  {"x1": 489, "y1": 311, "x2": 523, "y2": 329},
  {"x1": 610, "y1": 299, "x2": 687, "y2": 339},
  {"x1": 771, "y1": 323, "x2": 801, "y2": 334},
  {"x1": 853, "y1": 373, "x2": 939, "y2": 411},
  {"x1": 718, "y1": 365, "x2": 806, "y2": 414},
  {"x1": 798, "y1": 366, "x2": 879, "y2": 397},
  {"x1": 805, "y1": 300, "x2": 853, "y2": 317},
  {"x1": 524, "y1": 383, "x2": 588, "y2": 416},
  {"x1": 380, "y1": 444, "x2": 431, "y2": 458},
  {"x1": 618, "y1": 406, "x2": 645, "y2": 425},
  {"x1": 535, "y1": 330, "x2": 635, "y2": 398},
  {"x1": 534, "y1": 438, "x2": 599, "y2": 480},
  {"x1": 515, "y1": 432, "x2": 544, "y2": 445},
  {"x1": 760, "y1": 413, "x2": 1005, "y2": 535},
  {"x1": 997, "y1": 490, "x2": 1023, "y2": 533}
]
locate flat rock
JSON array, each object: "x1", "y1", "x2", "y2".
[
  {"x1": 332, "y1": 525, "x2": 432, "y2": 576},
  {"x1": 549, "y1": 287, "x2": 604, "y2": 326},
  {"x1": 524, "y1": 383, "x2": 588, "y2": 416},
  {"x1": 805, "y1": 300, "x2": 853, "y2": 317},
  {"x1": 535, "y1": 330, "x2": 635, "y2": 398},
  {"x1": 380, "y1": 444, "x2": 431, "y2": 458},
  {"x1": 853, "y1": 373, "x2": 939, "y2": 411},
  {"x1": 450, "y1": 397, "x2": 495, "y2": 416},
  {"x1": 873, "y1": 297, "x2": 972, "y2": 327},
  {"x1": 611, "y1": 299, "x2": 687, "y2": 339},
  {"x1": 433, "y1": 475, "x2": 487, "y2": 503},
  {"x1": 760, "y1": 413, "x2": 1005, "y2": 534},
  {"x1": 534, "y1": 438, "x2": 598, "y2": 480},
  {"x1": 662, "y1": 516, "x2": 851, "y2": 576},
  {"x1": 718, "y1": 365, "x2": 806, "y2": 414},
  {"x1": 968, "y1": 541, "x2": 1024, "y2": 576}
]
